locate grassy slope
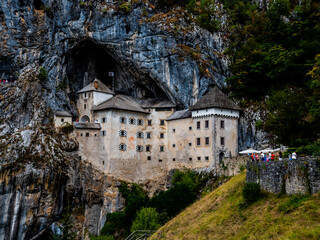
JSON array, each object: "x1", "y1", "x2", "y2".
[{"x1": 156, "y1": 172, "x2": 320, "y2": 240}]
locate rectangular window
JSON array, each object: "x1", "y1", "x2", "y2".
[
  {"x1": 173, "y1": 144, "x2": 175, "y2": 148},
  {"x1": 189, "y1": 126, "x2": 192, "y2": 130},
  {"x1": 146, "y1": 132, "x2": 151, "y2": 139},
  {"x1": 137, "y1": 119, "x2": 144, "y2": 125},
  {"x1": 137, "y1": 132, "x2": 144, "y2": 138},
  {"x1": 148, "y1": 120, "x2": 152, "y2": 126},
  {"x1": 189, "y1": 142, "x2": 192, "y2": 146},
  {"x1": 84, "y1": 104, "x2": 86, "y2": 109},
  {"x1": 120, "y1": 117, "x2": 127, "y2": 124},
  {"x1": 221, "y1": 137, "x2": 225, "y2": 146},
  {"x1": 205, "y1": 120, "x2": 209, "y2": 129},
  {"x1": 205, "y1": 137, "x2": 210, "y2": 146},
  {"x1": 160, "y1": 146, "x2": 164, "y2": 152},
  {"x1": 146, "y1": 145, "x2": 151, "y2": 152},
  {"x1": 101, "y1": 117, "x2": 106, "y2": 123},
  {"x1": 160, "y1": 119, "x2": 165, "y2": 125},
  {"x1": 173, "y1": 158, "x2": 176, "y2": 161},
  {"x1": 101, "y1": 130, "x2": 106, "y2": 136},
  {"x1": 86, "y1": 132, "x2": 89, "y2": 137},
  {"x1": 61, "y1": 118, "x2": 64, "y2": 122},
  {"x1": 221, "y1": 120, "x2": 225, "y2": 129},
  {"x1": 189, "y1": 158, "x2": 192, "y2": 161},
  {"x1": 159, "y1": 159, "x2": 163, "y2": 162},
  {"x1": 197, "y1": 156, "x2": 201, "y2": 161},
  {"x1": 136, "y1": 145, "x2": 143, "y2": 152},
  {"x1": 160, "y1": 133, "x2": 164, "y2": 138},
  {"x1": 173, "y1": 128, "x2": 176, "y2": 133},
  {"x1": 147, "y1": 156, "x2": 151, "y2": 161},
  {"x1": 84, "y1": 92, "x2": 87, "y2": 99},
  {"x1": 197, "y1": 121, "x2": 200, "y2": 129},
  {"x1": 196, "y1": 138, "x2": 201, "y2": 146},
  {"x1": 205, "y1": 156, "x2": 209, "y2": 161}
]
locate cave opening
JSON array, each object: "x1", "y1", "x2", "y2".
[
  {"x1": 33, "y1": 0, "x2": 44, "y2": 10},
  {"x1": 66, "y1": 40, "x2": 170, "y2": 102}
]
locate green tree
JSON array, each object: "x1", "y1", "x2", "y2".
[{"x1": 130, "y1": 208, "x2": 161, "y2": 232}]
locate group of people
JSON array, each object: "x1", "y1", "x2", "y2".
[
  {"x1": 249, "y1": 151, "x2": 283, "y2": 162},
  {"x1": 248, "y1": 151, "x2": 298, "y2": 162}
]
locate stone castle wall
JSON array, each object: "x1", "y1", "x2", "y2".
[
  {"x1": 217, "y1": 156, "x2": 248, "y2": 176},
  {"x1": 246, "y1": 159, "x2": 320, "y2": 195}
]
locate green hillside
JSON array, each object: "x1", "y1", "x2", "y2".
[{"x1": 155, "y1": 172, "x2": 320, "y2": 240}]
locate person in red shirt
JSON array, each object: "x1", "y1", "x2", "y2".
[{"x1": 271, "y1": 153, "x2": 275, "y2": 161}]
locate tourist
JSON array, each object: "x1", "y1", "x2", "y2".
[
  {"x1": 261, "y1": 152, "x2": 265, "y2": 161},
  {"x1": 292, "y1": 152, "x2": 297, "y2": 160},
  {"x1": 255, "y1": 154, "x2": 259, "y2": 161},
  {"x1": 271, "y1": 152, "x2": 275, "y2": 161},
  {"x1": 251, "y1": 153, "x2": 255, "y2": 162},
  {"x1": 289, "y1": 154, "x2": 292, "y2": 160},
  {"x1": 279, "y1": 151, "x2": 283, "y2": 161}
]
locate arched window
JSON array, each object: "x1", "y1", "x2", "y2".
[{"x1": 80, "y1": 115, "x2": 90, "y2": 122}]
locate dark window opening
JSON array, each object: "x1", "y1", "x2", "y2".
[
  {"x1": 147, "y1": 156, "x2": 151, "y2": 161},
  {"x1": 160, "y1": 146, "x2": 164, "y2": 152},
  {"x1": 160, "y1": 133, "x2": 164, "y2": 138},
  {"x1": 189, "y1": 142, "x2": 192, "y2": 146},
  {"x1": 146, "y1": 132, "x2": 151, "y2": 138},
  {"x1": 160, "y1": 120, "x2": 165, "y2": 125},
  {"x1": 197, "y1": 138, "x2": 201, "y2": 146},
  {"x1": 205, "y1": 156, "x2": 209, "y2": 161},
  {"x1": 197, "y1": 121, "x2": 200, "y2": 129},
  {"x1": 205, "y1": 137, "x2": 210, "y2": 145},
  {"x1": 189, "y1": 158, "x2": 192, "y2": 161},
  {"x1": 159, "y1": 159, "x2": 163, "y2": 162},
  {"x1": 205, "y1": 120, "x2": 209, "y2": 128},
  {"x1": 173, "y1": 144, "x2": 175, "y2": 148},
  {"x1": 189, "y1": 126, "x2": 192, "y2": 130},
  {"x1": 156, "y1": 108, "x2": 172, "y2": 111},
  {"x1": 197, "y1": 157, "x2": 201, "y2": 161},
  {"x1": 148, "y1": 120, "x2": 152, "y2": 126},
  {"x1": 86, "y1": 132, "x2": 89, "y2": 137},
  {"x1": 221, "y1": 120, "x2": 225, "y2": 129},
  {"x1": 173, "y1": 128, "x2": 175, "y2": 133},
  {"x1": 173, "y1": 158, "x2": 176, "y2": 161},
  {"x1": 146, "y1": 146, "x2": 151, "y2": 152},
  {"x1": 221, "y1": 137, "x2": 225, "y2": 146}
]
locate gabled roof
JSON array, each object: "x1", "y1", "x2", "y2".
[
  {"x1": 139, "y1": 99, "x2": 176, "y2": 109},
  {"x1": 55, "y1": 110, "x2": 72, "y2": 117},
  {"x1": 92, "y1": 94, "x2": 149, "y2": 114},
  {"x1": 166, "y1": 109, "x2": 191, "y2": 121},
  {"x1": 190, "y1": 86, "x2": 241, "y2": 111},
  {"x1": 77, "y1": 79, "x2": 113, "y2": 94}
]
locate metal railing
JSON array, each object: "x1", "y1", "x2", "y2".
[{"x1": 125, "y1": 230, "x2": 162, "y2": 240}]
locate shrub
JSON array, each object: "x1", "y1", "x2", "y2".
[
  {"x1": 130, "y1": 207, "x2": 161, "y2": 232},
  {"x1": 38, "y1": 67, "x2": 48, "y2": 81},
  {"x1": 239, "y1": 164, "x2": 246, "y2": 172},
  {"x1": 61, "y1": 123, "x2": 74, "y2": 134},
  {"x1": 242, "y1": 182, "x2": 261, "y2": 204}
]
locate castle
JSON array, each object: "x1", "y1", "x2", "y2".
[{"x1": 72, "y1": 79, "x2": 240, "y2": 182}]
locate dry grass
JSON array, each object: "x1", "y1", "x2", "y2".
[{"x1": 155, "y1": 171, "x2": 320, "y2": 240}]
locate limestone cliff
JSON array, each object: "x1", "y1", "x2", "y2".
[{"x1": 0, "y1": 0, "x2": 263, "y2": 238}]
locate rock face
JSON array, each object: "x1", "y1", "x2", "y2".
[{"x1": 0, "y1": 0, "x2": 229, "y2": 112}]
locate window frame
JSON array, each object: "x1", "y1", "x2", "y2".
[
  {"x1": 221, "y1": 137, "x2": 225, "y2": 146},
  {"x1": 221, "y1": 120, "x2": 225, "y2": 129},
  {"x1": 196, "y1": 137, "x2": 201, "y2": 146},
  {"x1": 205, "y1": 120, "x2": 209, "y2": 129},
  {"x1": 196, "y1": 121, "x2": 200, "y2": 130}
]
